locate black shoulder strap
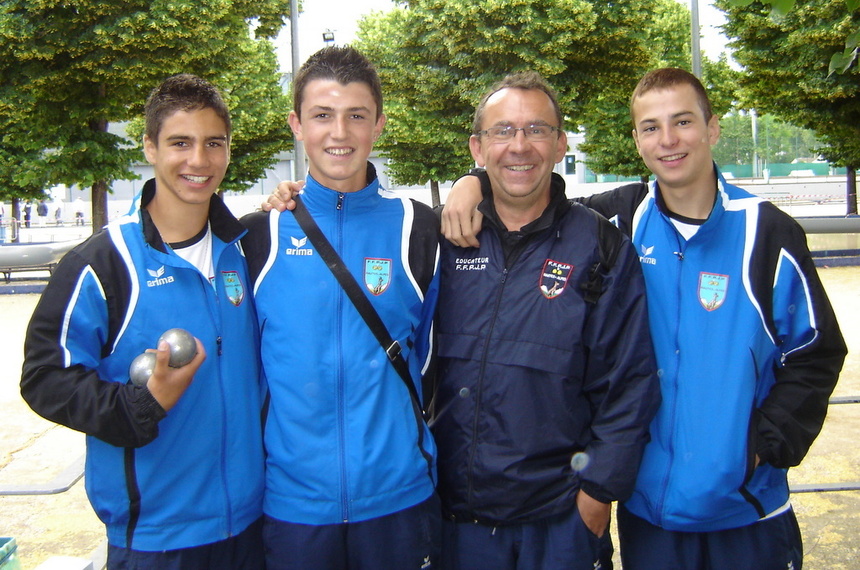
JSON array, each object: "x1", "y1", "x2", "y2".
[
  {"x1": 290, "y1": 196, "x2": 429, "y2": 421},
  {"x1": 581, "y1": 209, "x2": 625, "y2": 304}
]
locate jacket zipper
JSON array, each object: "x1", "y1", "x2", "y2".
[
  {"x1": 656, "y1": 229, "x2": 686, "y2": 525},
  {"x1": 208, "y1": 249, "x2": 235, "y2": 537},
  {"x1": 466, "y1": 265, "x2": 509, "y2": 513},
  {"x1": 335, "y1": 192, "x2": 350, "y2": 522}
]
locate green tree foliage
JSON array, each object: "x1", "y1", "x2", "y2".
[
  {"x1": 723, "y1": 0, "x2": 860, "y2": 74},
  {"x1": 0, "y1": 0, "x2": 291, "y2": 228},
  {"x1": 577, "y1": 1, "x2": 740, "y2": 181},
  {"x1": 0, "y1": 85, "x2": 52, "y2": 206},
  {"x1": 356, "y1": 0, "x2": 654, "y2": 205},
  {"x1": 577, "y1": 0, "x2": 690, "y2": 180},
  {"x1": 717, "y1": 0, "x2": 860, "y2": 212},
  {"x1": 356, "y1": 9, "x2": 474, "y2": 206}
]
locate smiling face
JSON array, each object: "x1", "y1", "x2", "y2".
[
  {"x1": 289, "y1": 79, "x2": 386, "y2": 193},
  {"x1": 631, "y1": 83, "x2": 720, "y2": 197},
  {"x1": 469, "y1": 87, "x2": 568, "y2": 214},
  {"x1": 143, "y1": 106, "x2": 230, "y2": 208}
]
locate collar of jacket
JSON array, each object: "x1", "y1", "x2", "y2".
[
  {"x1": 477, "y1": 171, "x2": 571, "y2": 238},
  {"x1": 649, "y1": 162, "x2": 730, "y2": 230},
  {"x1": 300, "y1": 162, "x2": 382, "y2": 215},
  {"x1": 138, "y1": 178, "x2": 247, "y2": 253}
]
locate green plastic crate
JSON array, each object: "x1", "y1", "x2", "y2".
[{"x1": 0, "y1": 538, "x2": 22, "y2": 570}]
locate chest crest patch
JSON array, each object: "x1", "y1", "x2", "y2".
[
  {"x1": 540, "y1": 259, "x2": 573, "y2": 299},
  {"x1": 221, "y1": 271, "x2": 245, "y2": 306},
  {"x1": 698, "y1": 272, "x2": 729, "y2": 311},
  {"x1": 365, "y1": 258, "x2": 392, "y2": 295}
]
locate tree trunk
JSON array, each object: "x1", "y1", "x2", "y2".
[
  {"x1": 11, "y1": 197, "x2": 20, "y2": 243},
  {"x1": 430, "y1": 179, "x2": 441, "y2": 208},
  {"x1": 91, "y1": 179, "x2": 108, "y2": 230},
  {"x1": 847, "y1": 166, "x2": 858, "y2": 216},
  {"x1": 90, "y1": 86, "x2": 109, "y2": 230}
]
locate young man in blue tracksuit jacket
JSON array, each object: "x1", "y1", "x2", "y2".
[
  {"x1": 240, "y1": 46, "x2": 441, "y2": 569},
  {"x1": 444, "y1": 68, "x2": 847, "y2": 570},
  {"x1": 21, "y1": 75, "x2": 265, "y2": 569}
]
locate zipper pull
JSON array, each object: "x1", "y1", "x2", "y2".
[
  {"x1": 216, "y1": 336, "x2": 223, "y2": 356},
  {"x1": 337, "y1": 193, "x2": 345, "y2": 210}
]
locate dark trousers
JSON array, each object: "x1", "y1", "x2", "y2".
[
  {"x1": 442, "y1": 505, "x2": 613, "y2": 570},
  {"x1": 263, "y1": 493, "x2": 441, "y2": 570},
  {"x1": 106, "y1": 516, "x2": 264, "y2": 570},
  {"x1": 617, "y1": 503, "x2": 802, "y2": 570}
]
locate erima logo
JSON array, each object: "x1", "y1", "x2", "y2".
[
  {"x1": 146, "y1": 266, "x2": 175, "y2": 287},
  {"x1": 286, "y1": 236, "x2": 313, "y2": 256},
  {"x1": 639, "y1": 244, "x2": 657, "y2": 265}
]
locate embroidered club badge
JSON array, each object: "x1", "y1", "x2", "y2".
[
  {"x1": 698, "y1": 272, "x2": 728, "y2": 311},
  {"x1": 540, "y1": 259, "x2": 573, "y2": 299},
  {"x1": 221, "y1": 271, "x2": 245, "y2": 306},
  {"x1": 365, "y1": 258, "x2": 392, "y2": 295}
]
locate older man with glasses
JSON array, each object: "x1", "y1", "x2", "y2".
[{"x1": 430, "y1": 71, "x2": 661, "y2": 570}]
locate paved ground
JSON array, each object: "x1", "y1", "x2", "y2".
[{"x1": 0, "y1": 263, "x2": 858, "y2": 569}]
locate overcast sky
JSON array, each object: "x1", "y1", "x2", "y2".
[{"x1": 275, "y1": 0, "x2": 730, "y2": 72}]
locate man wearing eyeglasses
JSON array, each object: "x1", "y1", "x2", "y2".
[{"x1": 431, "y1": 71, "x2": 660, "y2": 570}]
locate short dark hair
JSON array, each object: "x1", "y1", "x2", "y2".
[
  {"x1": 630, "y1": 68, "x2": 713, "y2": 125},
  {"x1": 472, "y1": 71, "x2": 564, "y2": 135},
  {"x1": 292, "y1": 46, "x2": 383, "y2": 120},
  {"x1": 144, "y1": 74, "x2": 231, "y2": 143}
]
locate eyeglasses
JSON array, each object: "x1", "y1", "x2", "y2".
[{"x1": 477, "y1": 124, "x2": 561, "y2": 143}]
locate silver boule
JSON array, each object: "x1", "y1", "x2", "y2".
[
  {"x1": 129, "y1": 352, "x2": 157, "y2": 386},
  {"x1": 158, "y1": 328, "x2": 198, "y2": 368}
]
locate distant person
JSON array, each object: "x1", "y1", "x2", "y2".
[
  {"x1": 73, "y1": 197, "x2": 86, "y2": 226},
  {"x1": 239, "y1": 46, "x2": 441, "y2": 569},
  {"x1": 21, "y1": 74, "x2": 266, "y2": 569},
  {"x1": 443, "y1": 67, "x2": 847, "y2": 570},
  {"x1": 23, "y1": 201, "x2": 32, "y2": 228},
  {"x1": 54, "y1": 199, "x2": 64, "y2": 226},
  {"x1": 36, "y1": 199, "x2": 48, "y2": 226}
]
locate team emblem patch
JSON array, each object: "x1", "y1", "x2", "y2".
[
  {"x1": 365, "y1": 258, "x2": 392, "y2": 295},
  {"x1": 540, "y1": 259, "x2": 573, "y2": 299},
  {"x1": 221, "y1": 271, "x2": 245, "y2": 306},
  {"x1": 698, "y1": 272, "x2": 728, "y2": 311}
]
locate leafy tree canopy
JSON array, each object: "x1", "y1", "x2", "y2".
[
  {"x1": 718, "y1": 0, "x2": 860, "y2": 169},
  {"x1": 723, "y1": 0, "x2": 860, "y2": 74},
  {"x1": 356, "y1": 0, "x2": 655, "y2": 200},
  {"x1": 578, "y1": 0, "x2": 740, "y2": 180},
  {"x1": 0, "y1": 0, "x2": 291, "y2": 225}
]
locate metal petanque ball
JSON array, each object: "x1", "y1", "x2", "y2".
[
  {"x1": 158, "y1": 328, "x2": 198, "y2": 368},
  {"x1": 129, "y1": 352, "x2": 156, "y2": 386},
  {"x1": 570, "y1": 451, "x2": 591, "y2": 473}
]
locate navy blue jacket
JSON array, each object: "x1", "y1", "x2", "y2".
[{"x1": 433, "y1": 176, "x2": 661, "y2": 524}]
